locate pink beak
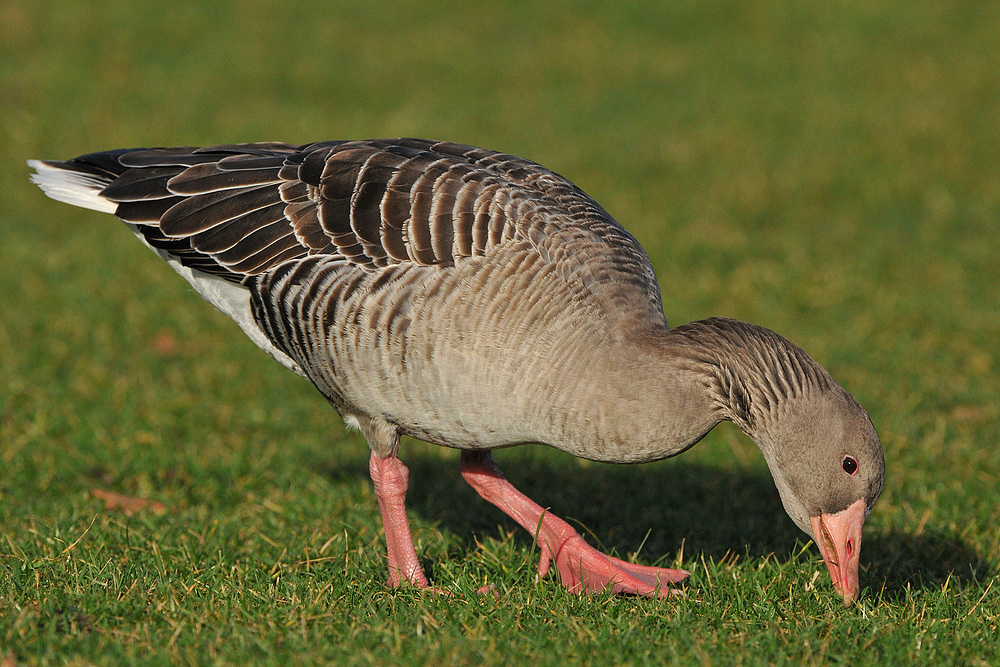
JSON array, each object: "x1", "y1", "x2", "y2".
[{"x1": 810, "y1": 497, "x2": 867, "y2": 605}]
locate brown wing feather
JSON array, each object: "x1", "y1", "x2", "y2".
[{"x1": 71, "y1": 140, "x2": 660, "y2": 323}]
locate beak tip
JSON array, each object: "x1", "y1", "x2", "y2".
[{"x1": 812, "y1": 499, "x2": 867, "y2": 609}]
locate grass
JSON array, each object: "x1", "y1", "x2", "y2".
[{"x1": 2, "y1": 0, "x2": 998, "y2": 664}]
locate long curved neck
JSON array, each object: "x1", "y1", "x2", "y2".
[
  {"x1": 562, "y1": 317, "x2": 835, "y2": 464},
  {"x1": 664, "y1": 317, "x2": 836, "y2": 436}
]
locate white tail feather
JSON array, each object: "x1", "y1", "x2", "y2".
[{"x1": 26, "y1": 159, "x2": 118, "y2": 214}]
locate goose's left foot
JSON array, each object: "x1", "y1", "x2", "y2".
[{"x1": 460, "y1": 451, "x2": 688, "y2": 597}]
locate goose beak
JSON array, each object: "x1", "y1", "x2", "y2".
[{"x1": 810, "y1": 497, "x2": 867, "y2": 605}]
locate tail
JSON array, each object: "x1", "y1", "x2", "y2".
[{"x1": 27, "y1": 149, "x2": 138, "y2": 214}]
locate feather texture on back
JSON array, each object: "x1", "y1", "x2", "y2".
[{"x1": 70, "y1": 139, "x2": 660, "y2": 306}]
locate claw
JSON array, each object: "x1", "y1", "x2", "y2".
[{"x1": 535, "y1": 515, "x2": 688, "y2": 597}]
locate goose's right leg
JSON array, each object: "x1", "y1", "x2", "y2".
[
  {"x1": 360, "y1": 416, "x2": 434, "y2": 589},
  {"x1": 369, "y1": 452, "x2": 431, "y2": 588}
]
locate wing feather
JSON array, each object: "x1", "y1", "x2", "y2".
[
  {"x1": 167, "y1": 162, "x2": 283, "y2": 194},
  {"x1": 101, "y1": 167, "x2": 183, "y2": 201},
  {"x1": 159, "y1": 184, "x2": 279, "y2": 236},
  {"x1": 116, "y1": 196, "x2": 186, "y2": 223},
  {"x1": 191, "y1": 201, "x2": 288, "y2": 253}
]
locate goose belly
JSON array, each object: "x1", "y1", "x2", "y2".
[{"x1": 262, "y1": 251, "x2": 602, "y2": 450}]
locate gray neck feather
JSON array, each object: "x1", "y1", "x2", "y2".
[
  {"x1": 667, "y1": 317, "x2": 835, "y2": 439},
  {"x1": 567, "y1": 317, "x2": 836, "y2": 465}
]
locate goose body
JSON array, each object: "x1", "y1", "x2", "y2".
[{"x1": 29, "y1": 139, "x2": 883, "y2": 603}]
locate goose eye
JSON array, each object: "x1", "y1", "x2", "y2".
[{"x1": 842, "y1": 456, "x2": 858, "y2": 475}]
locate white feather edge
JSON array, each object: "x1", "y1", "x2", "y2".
[
  {"x1": 27, "y1": 159, "x2": 119, "y2": 213},
  {"x1": 27, "y1": 158, "x2": 306, "y2": 378}
]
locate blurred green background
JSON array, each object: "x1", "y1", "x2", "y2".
[{"x1": 1, "y1": 1, "x2": 998, "y2": 664}]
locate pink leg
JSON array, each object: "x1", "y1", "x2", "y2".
[
  {"x1": 460, "y1": 451, "x2": 688, "y2": 597},
  {"x1": 369, "y1": 452, "x2": 430, "y2": 588}
]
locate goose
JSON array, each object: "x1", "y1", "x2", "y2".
[{"x1": 28, "y1": 139, "x2": 883, "y2": 604}]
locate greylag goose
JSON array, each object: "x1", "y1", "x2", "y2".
[{"x1": 29, "y1": 139, "x2": 884, "y2": 604}]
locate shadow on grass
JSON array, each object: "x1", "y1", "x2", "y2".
[
  {"x1": 864, "y1": 531, "x2": 992, "y2": 600},
  {"x1": 364, "y1": 447, "x2": 993, "y2": 599}
]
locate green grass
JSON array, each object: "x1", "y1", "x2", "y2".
[{"x1": 2, "y1": 0, "x2": 999, "y2": 664}]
